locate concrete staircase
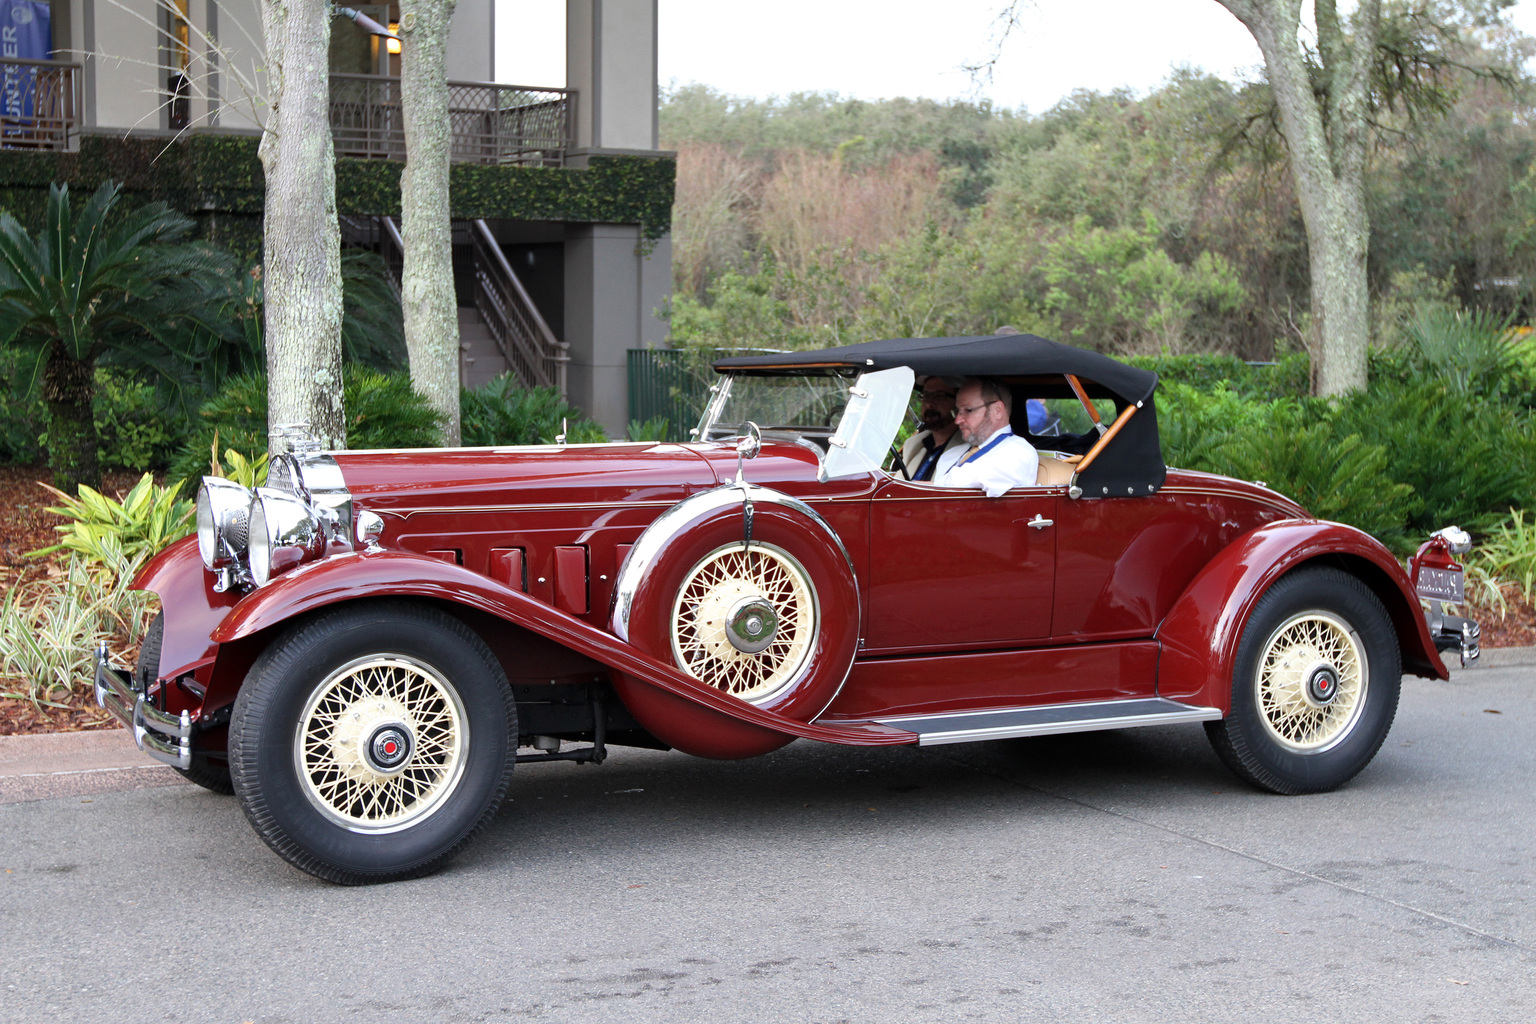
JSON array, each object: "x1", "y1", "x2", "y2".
[{"x1": 458, "y1": 306, "x2": 507, "y2": 390}]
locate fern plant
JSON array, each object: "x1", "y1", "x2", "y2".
[
  {"x1": 460, "y1": 375, "x2": 607, "y2": 445},
  {"x1": 1214, "y1": 404, "x2": 1416, "y2": 550}
]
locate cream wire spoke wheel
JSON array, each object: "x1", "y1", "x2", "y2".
[
  {"x1": 671, "y1": 542, "x2": 817, "y2": 703},
  {"x1": 1255, "y1": 610, "x2": 1366, "y2": 752},
  {"x1": 296, "y1": 654, "x2": 469, "y2": 832}
]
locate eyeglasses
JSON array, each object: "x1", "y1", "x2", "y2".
[
  {"x1": 920, "y1": 390, "x2": 956, "y2": 402},
  {"x1": 956, "y1": 399, "x2": 998, "y2": 418}
]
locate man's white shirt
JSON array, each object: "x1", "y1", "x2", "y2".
[{"x1": 935, "y1": 426, "x2": 1039, "y2": 497}]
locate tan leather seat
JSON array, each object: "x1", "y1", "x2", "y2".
[{"x1": 1034, "y1": 453, "x2": 1081, "y2": 487}]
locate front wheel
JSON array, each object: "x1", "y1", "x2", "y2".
[
  {"x1": 229, "y1": 601, "x2": 516, "y2": 884},
  {"x1": 1205, "y1": 567, "x2": 1401, "y2": 795}
]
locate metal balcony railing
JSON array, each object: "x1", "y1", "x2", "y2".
[
  {"x1": 329, "y1": 76, "x2": 574, "y2": 166},
  {"x1": 0, "y1": 59, "x2": 79, "y2": 151}
]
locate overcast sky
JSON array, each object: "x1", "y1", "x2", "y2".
[{"x1": 497, "y1": 0, "x2": 1536, "y2": 115}]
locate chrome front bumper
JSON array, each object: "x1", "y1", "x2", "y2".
[{"x1": 93, "y1": 645, "x2": 193, "y2": 770}]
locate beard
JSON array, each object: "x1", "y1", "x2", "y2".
[{"x1": 920, "y1": 408, "x2": 950, "y2": 431}]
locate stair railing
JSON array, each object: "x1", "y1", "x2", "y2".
[{"x1": 469, "y1": 219, "x2": 569, "y2": 395}]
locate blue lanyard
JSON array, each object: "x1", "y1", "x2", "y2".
[
  {"x1": 957, "y1": 431, "x2": 1010, "y2": 467},
  {"x1": 915, "y1": 444, "x2": 946, "y2": 480}
]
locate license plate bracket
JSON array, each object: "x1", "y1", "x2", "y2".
[{"x1": 1417, "y1": 567, "x2": 1464, "y2": 603}]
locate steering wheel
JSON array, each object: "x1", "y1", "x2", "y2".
[{"x1": 888, "y1": 444, "x2": 910, "y2": 480}]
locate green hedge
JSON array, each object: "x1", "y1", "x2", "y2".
[{"x1": 0, "y1": 137, "x2": 676, "y2": 250}]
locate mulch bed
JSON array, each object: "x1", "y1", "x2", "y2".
[
  {"x1": 1, "y1": 462, "x2": 1531, "y2": 736},
  {"x1": 2, "y1": 465, "x2": 152, "y2": 736}
]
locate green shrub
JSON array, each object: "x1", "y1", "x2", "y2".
[
  {"x1": 169, "y1": 368, "x2": 446, "y2": 493},
  {"x1": 460, "y1": 375, "x2": 607, "y2": 446},
  {"x1": 1155, "y1": 381, "x2": 1284, "y2": 472},
  {"x1": 1126, "y1": 351, "x2": 1310, "y2": 402},
  {"x1": 1213, "y1": 402, "x2": 1416, "y2": 549},
  {"x1": 30, "y1": 473, "x2": 195, "y2": 568},
  {"x1": 0, "y1": 555, "x2": 156, "y2": 704},
  {"x1": 0, "y1": 344, "x2": 43, "y2": 463},
  {"x1": 627, "y1": 416, "x2": 671, "y2": 442},
  {"x1": 92, "y1": 368, "x2": 186, "y2": 471},
  {"x1": 1329, "y1": 380, "x2": 1536, "y2": 536}
]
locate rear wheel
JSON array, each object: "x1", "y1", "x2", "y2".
[
  {"x1": 229, "y1": 601, "x2": 515, "y2": 884},
  {"x1": 1205, "y1": 568, "x2": 1400, "y2": 794}
]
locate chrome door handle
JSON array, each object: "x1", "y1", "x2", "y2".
[{"x1": 1028, "y1": 514, "x2": 1053, "y2": 529}]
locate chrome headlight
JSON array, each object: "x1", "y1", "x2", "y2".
[
  {"x1": 196, "y1": 477, "x2": 253, "y2": 570},
  {"x1": 248, "y1": 488, "x2": 326, "y2": 587}
]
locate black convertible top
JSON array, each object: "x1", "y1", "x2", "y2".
[
  {"x1": 713, "y1": 333, "x2": 1159, "y2": 406},
  {"x1": 714, "y1": 333, "x2": 1166, "y2": 497}
]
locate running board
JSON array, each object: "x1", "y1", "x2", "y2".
[{"x1": 871, "y1": 697, "x2": 1223, "y2": 747}]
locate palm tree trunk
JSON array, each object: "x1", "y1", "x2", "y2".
[{"x1": 41, "y1": 342, "x2": 98, "y2": 492}]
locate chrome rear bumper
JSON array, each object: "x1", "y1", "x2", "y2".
[
  {"x1": 93, "y1": 646, "x2": 192, "y2": 770},
  {"x1": 1425, "y1": 609, "x2": 1480, "y2": 668}
]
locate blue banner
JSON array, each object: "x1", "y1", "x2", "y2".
[{"x1": 2, "y1": 0, "x2": 53, "y2": 127}]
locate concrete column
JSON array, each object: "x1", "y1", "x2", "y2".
[
  {"x1": 565, "y1": 0, "x2": 657, "y2": 151},
  {"x1": 447, "y1": 0, "x2": 494, "y2": 81},
  {"x1": 564, "y1": 223, "x2": 671, "y2": 434}
]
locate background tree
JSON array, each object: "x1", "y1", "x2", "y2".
[
  {"x1": 259, "y1": 0, "x2": 346, "y2": 451},
  {"x1": 0, "y1": 183, "x2": 235, "y2": 491},
  {"x1": 398, "y1": 0, "x2": 462, "y2": 445},
  {"x1": 1215, "y1": 0, "x2": 1383, "y2": 395}
]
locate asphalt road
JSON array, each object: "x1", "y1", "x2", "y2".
[{"x1": 1, "y1": 663, "x2": 1532, "y2": 1024}]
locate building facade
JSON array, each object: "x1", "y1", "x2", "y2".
[{"x1": 0, "y1": 0, "x2": 673, "y2": 434}]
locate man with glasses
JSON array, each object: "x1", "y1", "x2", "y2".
[
  {"x1": 936, "y1": 378, "x2": 1039, "y2": 496},
  {"x1": 899, "y1": 375, "x2": 968, "y2": 480}
]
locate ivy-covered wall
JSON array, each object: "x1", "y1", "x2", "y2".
[{"x1": 0, "y1": 135, "x2": 675, "y2": 261}]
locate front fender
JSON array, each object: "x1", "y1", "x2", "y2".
[
  {"x1": 1156, "y1": 520, "x2": 1447, "y2": 711},
  {"x1": 132, "y1": 536, "x2": 241, "y2": 681},
  {"x1": 212, "y1": 549, "x2": 911, "y2": 747}
]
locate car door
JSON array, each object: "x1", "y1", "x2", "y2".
[{"x1": 863, "y1": 478, "x2": 1058, "y2": 654}]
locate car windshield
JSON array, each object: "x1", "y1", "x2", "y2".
[{"x1": 696, "y1": 373, "x2": 856, "y2": 441}]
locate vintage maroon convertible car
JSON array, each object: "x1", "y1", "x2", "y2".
[{"x1": 93, "y1": 334, "x2": 1479, "y2": 884}]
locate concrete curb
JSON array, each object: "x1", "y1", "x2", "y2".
[{"x1": 0, "y1": 726, "x2": 185, "y2": 804}]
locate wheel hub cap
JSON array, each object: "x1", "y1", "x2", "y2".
[
  {"x1": 1305, "y1": 663, "x2": 1340, "y2": 706},
  {"x1": 672, "y1": 543, "x2": 817, "y2": 702},
  {"x1": 725, "y1": 595, "x2": 778, "y2": 654},
  {"x1": 297, "y1": 656, "x2": 468, "y2": 833},
  {"x1": 366, "y1": 723, "x2": 414, "y2": 774}
]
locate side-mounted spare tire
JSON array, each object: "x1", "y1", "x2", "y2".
[
  {"x1": 1205, "y1": 566, "x2": 1401, "y2": 794},
  {"x1": 612, "y1": 487, "x2": 860, "y2": 758}
]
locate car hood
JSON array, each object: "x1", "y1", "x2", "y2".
[{"x1": 330, "y1": 443, "x2": 725, "y2": 512}]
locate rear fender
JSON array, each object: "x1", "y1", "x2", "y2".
[
  {"x1": 209, "y1": 549, "x2": 912, "y2": 748},
  {"x1": 1157, "y1": 520, "x2": 1446, "y2": 711}
]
